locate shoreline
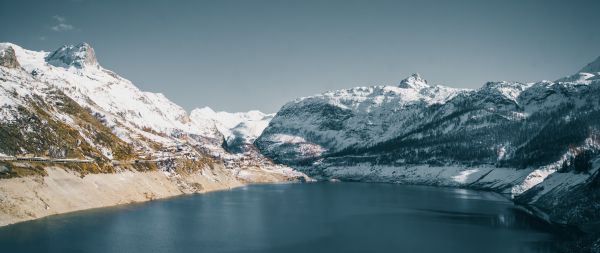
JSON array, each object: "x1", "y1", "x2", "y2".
[
  {"x1": 0, "y1": 177, "x2": 546, "y2": 228},
  {"x1": 0, "y1": 180, "x2": 301, "y2": 229},
  {"x1": 2, "y1": 163, "x2": 597, "y2": 251},
  {"x1": 0, "y1": 164, "x2": 564, "y2": 227},
  {"x1": 306, "y1": 164, "x2": 599, "y2": 228},
  {"x1": 2, "y1": 177, "x2": 582, "y2": 241},
  {"x1": 0, "y1": 164, "x2": 304, "y2": 227}
]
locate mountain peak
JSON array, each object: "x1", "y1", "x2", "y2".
[
  {"x1": 191, "y1": 106, "x2": 217, "y2": 117},
  {"x1": 0, "y1": 44, "x2": 20, "y2": 69},
  {"x1": 399, "y1": 73, "x2": 429, "y2": 89},
  {"x1": 579, "y1": 56, "x2": 600, "y2": 74},
  {"x1": 45, "y1": 42, "x2": 99, "y2": 69}
]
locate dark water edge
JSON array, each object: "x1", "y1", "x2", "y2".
[
  {"x1": 0, "y1": 182, "x2": 594, "y2": 253},
  {"x1": 512, "y1": 204, "x2": 597, "y2": 253}
]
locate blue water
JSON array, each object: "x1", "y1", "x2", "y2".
[{"x1": 0, "y1": 182, "x2": 568, "y2": 253}]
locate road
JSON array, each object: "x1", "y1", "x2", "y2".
[{"x1": 0, "y1": 155, "x2": 176, "y2": 165}]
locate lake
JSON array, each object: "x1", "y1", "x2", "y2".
[{"x1": 0, "y1": 182, "x2": 571, "y2": 253}]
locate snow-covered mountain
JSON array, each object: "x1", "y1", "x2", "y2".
[
  {"x1": 0, "y1": 42, "x2": 309, "y2": 227},
  {"x1": 256, "y1": 73, "x2": 466, "y2": 162},
  {"x1": 258, "y1": 63, "x2": 600, "y2": 169},
  {"x1": 0, "y1": 42, "x2": 291, "y2": 179},
  {"x1": 256, "y1": 57, "x2": 600, "y2": 227},
  {"x1": 2, "y1": 41, "x2": 598, "y2": 239},
  {"x1": 190, "y1": 107, "x2": 274, "y2": 153},
  {"x1": 0, "y1": 42, "x2": 223, "y2": 158}
]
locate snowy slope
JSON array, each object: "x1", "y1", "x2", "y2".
[
  {"x1": 3, "y1": 42, "x2": 222, "y2": 150},
  {"x1": 0, "y1": 46, "x2": 135, "y2": 161},
  {"x1": 257, "y1": 73, "x2": 466, "y2": 161},
  {"x1": 257, "y1": 56, "x2": 600, "y2": 226},
  {"x1": 0, "y1": 42, "x2": 276, "y2": 165},
  {"x1": 190, "y1": 107, "x2": 274, "y2": 152},
  {"x1": 258, "y1": 62, "x2": 600, "y2": 166}
]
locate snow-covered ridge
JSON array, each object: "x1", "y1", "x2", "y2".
[
  {"x1": 256, "y1": 54, "x2": 600, "y2": 227},
  {"x1": 190, "y1": 106, "x2": 274, "y2": 148},
  {"x1": 260, "y1": 55, "x2": 600, "y2": 160},
  {"x1": 260, "y1": 74, "x2": 467, "y2": 156},
  {"x1": 0, "y1": 42, "x2": 273, "y2": 158},
  {"x1": 289, "y1": 73, "x2": 465, "y2": 111},
  {"x1": 479, "y1": 81, "x2": 533, "y2": 102},
  {"x1": 5, "y1": 42, "x2": 214, "y2": 138}
]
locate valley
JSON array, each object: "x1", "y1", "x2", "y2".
[{"x1": 0, "y1": 42, "x2": 599, "y2": 252}]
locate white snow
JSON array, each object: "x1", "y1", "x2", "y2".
[
  {"x1": 190, "y1": 106, "x2": 274, "y2": 143},
  {"x1": 266, "y1": 74, "x2": 468, "y2": 153},
  {"x1": 452, "y1": 169, "x2": 479, "y2": 184},
  {"x1": 321, "y1": 164, "x2": 531, "y2": 192},
  {"x1": 511, "y1": 166, "x2": 558, "y2": 196},
  {"x1": 0, "y1": 42, "x2": 275, "y2": 161}
]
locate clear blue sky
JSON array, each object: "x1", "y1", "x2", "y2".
[{"x1": 2, "y1": 0, "x2": 600, "y2": 112}]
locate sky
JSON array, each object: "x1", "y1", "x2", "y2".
[{"x1": 2, "y1": 0, "x2": 600, "y2": 113}]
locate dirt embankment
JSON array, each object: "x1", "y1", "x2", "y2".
[{"x1": 0, "y1": 162, "x2": 304, "y2": 227}]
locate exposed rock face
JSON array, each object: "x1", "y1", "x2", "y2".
[
  {"x1": 0, "y1": 46, "x2": 20, "y2": 68},
  {"x1": 398, "y1": 73, "x2": 429, "y2": 89},
  {"x1": 45, "y1": 42, "x2": 99, "y2": 68}
]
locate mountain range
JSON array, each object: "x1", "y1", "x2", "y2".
[
  {"x1": 1, "y1": 42, "x2": 599, "y2": 248},
  {"x1": 256, "y1": 56, "x2": 600, "y2": 229},
  {"x1": 0, "y1": 42, "x2": 303, "y2": 185}
]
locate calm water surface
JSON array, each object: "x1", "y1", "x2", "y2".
[{"x1": 0, "y1": 182, "x2": 570, "y2": 253}]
